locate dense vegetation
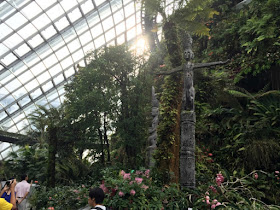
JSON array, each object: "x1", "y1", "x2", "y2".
[{"x1": 1, "y1": 0, "x2": 280, "y2": 209}]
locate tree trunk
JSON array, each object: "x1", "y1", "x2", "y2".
[{"x1": 47, "y1": 127, "x2": 57, "y2": 188}]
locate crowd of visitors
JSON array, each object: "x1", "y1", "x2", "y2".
[
  {"x1": 1, "y1": 175, "x2": 106, "y2": 210},
  {"x1": 0, "y1": 175, "x2": 32, "y2": 210}
]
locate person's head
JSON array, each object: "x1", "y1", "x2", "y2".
[
  {"x1": 21, "y1": 174, "x2": 28, "y2": 181},
  {"x1": 88, "y1": 187, "x2": 105, "y2": 207}
]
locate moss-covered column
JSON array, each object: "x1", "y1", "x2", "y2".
[{"x1": 155, "y1": 20, "x2": 183, "y2": 183}]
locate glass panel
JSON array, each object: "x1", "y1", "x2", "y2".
[
  {"x1": 83, "y1": 42, "x2": 94, "y2": 55},
  {"x1": 21, "y1": 1, "x2": 42, "y2": 19},
  {"x1": 0, "y1": 95, "x2": 15, "y2": 106},
  {"x1": 55, "y1": 46, "x2": 70, "y2": 60},
  {"x1": 72, "y1": 49, "x2": 84, "y2": 62},
  {"x1": 7, "y1": 126, "x2": 18, "y2": 133},
  {"x1": 50, "y1": 98, "x2": 60, "y2": 108},
  {"x1": 0, "y1": 23, "x2": 13, "y2": 40},
  {"x1": 91, "y1": 24, "x2": 103, "y2": 38},
  {"x1": 15, "y1": 44, "x2": 31, "y2": 57},
  {"x1": 60, "y1": 56, "x2": 72, "y2": 69},
  {"x1": 1, "y1": 146, "x2": 14, "y2": 159},
  {"x1": 99, "y1": 4, "x2": 111, "y2": 20},
  {"x1": 105, "y1": 28, "x2": 115, "y2": 42},
  {"x1": 81, "y1": 0, "x2": 94, "y2": 14},
  {"x1": 5, "y1": 12, "x2": 28, "y2": 30},
  {"x1": 31, "y1": 14, "x2": 51, "y2": 31},
  {"x1": 0, "y1": 3, "x2": 16, "y2": 20},
  {"x1": 36, "y1": 0, "x2": 56, "y2": 10},
  {"x1": 87, "y1": 11, "x2": 99, "y2": 28},
  {"x1": 13, "y1": 113, "x2": 25, "y2": 124},
  {"x1": 0, "y1": 87, "x2": 9, "y2": 97},
  {"x1": 30, "y1": 62, "x2": 45, "y2": 77},
  {"x1": 126, "y1": 15, "x2": 135, "y2": 29},
  {"x1": 16, "y1": 120, "x2": 27, "y2": 131},
  {"x1": 7, "y1": 104, "x2": 19, "y2": 115},
  {"x1": 24, "y1": 53, "x2": 40, "y2": 67},
  {"x1": 18, "y1": 96, "x2": 31, "y2": 107},
  {"x1": 61, "y1": 29, "x2": 76, "y2": 43},
  {"x1": 111, "y1": 0, "x2": 122, "y2": 13},
  {"x1": 94, "y1": 36, "x2": 105, "y2": 49},
  {"x1": 60, "y1": 0, "x2": 77, "y2": 12},
  {"x1": 117, "y1": 34, "x2": 125, "y2": 45},
  {"x1": 68, "y1": 8, "x2": 82, "y2": 23},
  {"x1": 36, "y1": 45, "x2": 52, "y2": 60},
  {"x1": 25, "y1": 79, "x2": 39, "y2": 92},
  {"x1": 41, "y1": 25, "x2": 57, "y2": 40},
  {"x1": 0, "y1": 72, "x2": 14, "y2": 85},
  {"x1": 124, "y1": 2, "x2": 135, "y2": 17},
  {"x1": 102, "y1": 16, "x2": 114, "y2": 31},
  {"x1": 46, "y1": 4, "x2": 64, "y2": 21},
  {"x1": 0, "y1": 112, "x2": 8, "y2": 121},
  {"x1": 30, "y1": 88, "x2": 42, "y2": 100},
  {"x1": 64, "y1": 67, "x2": 75, "y2": 78},
  {"x1": 136, "y1": 24, "x2": 142, "y2": 35},
  {"x1": 42, "y1": 81, "x2": 53, "y2": 92},
  {"x1": 28, "y1": 34, "x2": 44, "y2": 48},
  {"x1": 67, "y1": 39, "x2": 80, "y2": 53},
  {"x1": 43, "y1": 54, "x2": 58, "y2": 68},
  {"x1": 47, "y1": 91, "x2": 59, "y2": 101},
  {"x1": 18, "y1": 69, "x2": 33, "y2": 84},
  {"x1": 79, "y1": 31, "x2": 92, "y2": 45},
  {"x1": 127, "y1": 27, "x2": 136, "y2": 41},
  {"x1": 136, "y1": 11, "x2": 141, "y2": 24},
  {"x1": 49, "y1": 64, "x2": 62, "y2": 77},
  {"x1": 0, "y1": 43, "x2": 9, "y2": 57},
  {"x1": 13, "y1": 87, "x2": 27, "y2": 100},
  {"x1": 113, "y1": 10, "x2": 124, "y2": 24},
  {"x1": 49, "y1": 35, "x2": 64, "y2": 51},
  {"x1": 17, "y1": 24, "x2": 38, "y2": 40},
  {"x1": 37, "y1": 71, "x2": 50, "y2": 84},
  {"x1": 6, "y1": 79, "x2": 21, "y2": 92},
  {"x1": 116, "y1": 22, "x2": 125, "y2": 35},
  {"x1": 55, "y1": 17, "x2": 70, "y2": 31},
  {"x1": 74, "y1": 19, "x2": 88, "y2": 35},
  {"x1": 1, "y1": 53, "x2": 17, "y2": 66},
  {"x1": 36, "y1": 96, "x2": 48, "y2": 106},
  {"x1": 3, "y1": 33, "x2": 23, "y2": 49},
  {"x1": 95, "y1": 0, "x2": 106, "y2": 7}
]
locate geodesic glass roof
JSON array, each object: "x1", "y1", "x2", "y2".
[
  {"x1": 0, "y1": 0, "x2": 145, "y2": 159},
  {"x1": 0, "y1": 0, "x2": 178, "y2": 160}
]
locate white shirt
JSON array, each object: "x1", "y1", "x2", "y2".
[{"x1": 15, "y1": 180, "x2": 30, "y2": 197}]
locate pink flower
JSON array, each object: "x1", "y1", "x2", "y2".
[
  {"x1": 145, "y1": 169, "x2": 150, "y2": 178},
  {"x1": 141, "y1": 184, "x2": 149, "y2": 190},
  {"x1": 73, "y1": 189, "x2": 79, "y2": 193},
  {"x1": 48, "y1": 207, "x2": 54, "y2": 210},
  {"x1": 100, "y1": 184, "x2": 109, "y2": 194},
  {"x1": 254, "y1": 173, "x2": 258, "y2": 180},
  {"x1": 123, "y1": 173, "x2": 131, "y2": 180},
  {"x1": 129, "y1": 181, "x2": 134, "y2": 185},
  {"x1": 216, "y1": 202, "x2": 221, "y2": 207},
  {"x1": 34, "y1": 181, "x2": 38, "y2": 184},
  {"x1": 120, "y1": 170, "x2": 125, "y2": 176},
  {"x1": 119, "y1": 191, "x2": 124, "y2": 197},
  {"x1": 209, "y1": 185, "x2": 217, "y2": 193},
  {"x1": 211, "y1": 204, "x2": 216, "y2": 209},
  {"x1": 159, "y1": 64, "x2": 165, "y2": 68},
  {"x1": 136, "y1": 170, "x2": 142, "y2": 175},
  {"x1": 216, "y1": 173, "x2": 225, "y2": 186},
  {"x1": 135, "y1": 177, "x2": 143, "y2": 184},
  {"x1": 208, "y1": 153, "x2": 213, "y2": 156},
  {"x1": 130, "y1": 189, "x2": 136, "y2": 196},
  {"x1": 49, "y1": 197, "x2": 52, "y2": 200},
  {"x1": 275, "y1": 171, "x2": 279, "y2": 174},
  {"x1": 82, "y1": 185, "x2": 85, "y2": 188}
]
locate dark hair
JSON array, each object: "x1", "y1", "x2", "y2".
[
  {"x1": 21, "y1": 174, "x2": 27, "y2": 181},
  {"x1": 89, "y1": 187, "x2": 105, "y2": 204}
]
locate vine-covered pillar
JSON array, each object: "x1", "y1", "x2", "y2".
[{"x1": 155, "y1": 20, "x2": 183, "y2": 183}]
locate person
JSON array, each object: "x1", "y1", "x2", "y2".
[
  {"x1": 15, "y1": 175, "x2": 31, "y2": 210},
  {"x1": 1, "y1": 179, "x2": 16, "y2": 203},
  {"x1": 88, "y1": 187, "x2": 106, "y2": 210},
  {"x1": 0, "y1": 179, "x2": 17, "y2": 210}
]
